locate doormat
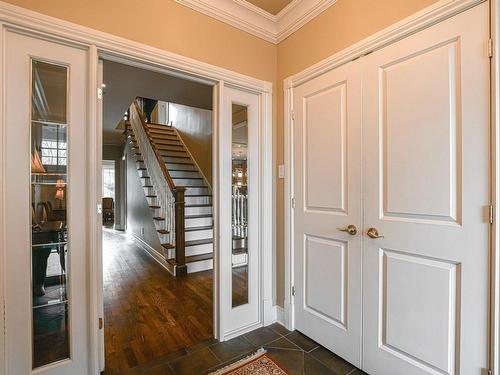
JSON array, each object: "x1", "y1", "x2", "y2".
[{"x1": 209, "y1": 348, "x2": 290, "y2": 375}]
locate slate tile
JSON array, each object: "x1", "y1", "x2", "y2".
[
  {"x1": 209, "y1": 336, "x2": 256, "y2": 362},
  {"x1": 285, "y1": 331, "x2": 320, "y2": 352},
  {"x1": 243, "y1": 326, "x2": 281, "y2": 347},
  {"x1": 168, "y1": 347, "x2": 220, "y2": 375},
  {"x1": 309, "y1": 346, "x2": 356, "y2": 374}
]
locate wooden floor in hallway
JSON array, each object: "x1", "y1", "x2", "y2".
[{"x1": 103, "y1": 228, "x2": 213, "y2": 374}]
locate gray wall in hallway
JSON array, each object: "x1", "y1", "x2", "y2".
[
  {"x1": 125, "y1": 142, "x2": 163, "y2": 253},
  {"x1": 103, "y1": 144, "x2": 126, "y2": 230}
]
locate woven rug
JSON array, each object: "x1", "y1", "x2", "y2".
[{"x1": 209, "y1": 349, "x2": 290, "y2": 375}]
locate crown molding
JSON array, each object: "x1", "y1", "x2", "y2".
[{"x1": 174, "y1": 0, "x2": 338, "y2": 44}]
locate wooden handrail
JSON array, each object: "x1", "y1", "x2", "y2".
[
  {"x1": 132, "y1": 99, "x2": 186, "y2": 276},
  {"x1": 133, "y1": 100, "x2": 176, "y2": 191}
]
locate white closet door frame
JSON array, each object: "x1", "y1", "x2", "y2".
[{"x1": 284, "y1": 2, "x2": 499, "y2": 374}]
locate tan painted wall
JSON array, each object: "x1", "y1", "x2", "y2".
[
  {"x1": 6, "y1": 0, "x2": 443, "y2": 308},
  {"x1": 274, "y1": 0, "x2": 441, "y2": 306}
]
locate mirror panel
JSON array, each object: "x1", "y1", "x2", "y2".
[
  {"x1": 232, "y1": 104, "x2": 249, "y2": 308},
  {"x1": 30, "y1": 60, "x2": 70, "y2": 368}
]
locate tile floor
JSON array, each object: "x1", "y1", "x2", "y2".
[{"x1": 114, "y1": 323, "x2": 367, "y2": 375}]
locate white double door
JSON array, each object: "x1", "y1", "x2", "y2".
[{"x1": 293, "y1": 3, "x2": 490, "y2": 375}]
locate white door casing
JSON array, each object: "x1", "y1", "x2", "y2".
[
  {"x1": 293, "y1": 60, "x2": 363, "y2": 366},
  {"x1": 362, "y1": 3, "x2": 490, "y2": 375},
  {"x1": 221, "y1": 87, "x2": 262, "y2": 338},
  {"x1": 4, "y1": 30, "x2": 90, "y2": 374}
]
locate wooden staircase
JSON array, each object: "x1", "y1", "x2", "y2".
[{"x1": 127, "y1": 106, "x2": 213, "y2": 276}]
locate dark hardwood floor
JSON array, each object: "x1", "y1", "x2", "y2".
[{"x1": 103, "y1": 228, "x2": 213, "y2": 374}]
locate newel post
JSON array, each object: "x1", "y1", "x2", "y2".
[{"x1": 174, "y1": 186, "x2": 187, "y2": 277}]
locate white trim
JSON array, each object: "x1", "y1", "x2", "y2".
[
  {"x1": 0, "y1": 20, "x2": 5, "y2": 375},
  {"x1": 491, "y1": 0, "x2": 500, "y2": 373},
  {"x1": 275, "y1": 305, "x2": 288, "y2": 327},
  {"x1": 283, "y1": 0, "x2": 486, "y2": 340},
  {"x1": 87, "y1": 45, "x2": 101, "y2": 375},
  {"x1": 130, "y1": 234, "x2": 171, "y2": 271},
  {"x1": 174, "y1": 0, "x2": 338, "y2": 44}
]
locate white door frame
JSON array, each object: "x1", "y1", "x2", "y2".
[
  {"x1": 0, "y1": 3, "x2": 274, "y2": 374},
  {"x1": 284, "y1": 0, "x2": 499, "y2": 374}
]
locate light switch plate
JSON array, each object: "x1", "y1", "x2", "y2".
[{"x1": 278, "y1": 165, "x2": 285, "y2": 179}]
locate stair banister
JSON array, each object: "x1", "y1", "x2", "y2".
[{"x1": 130, "y1": 100, "x2": 187, "y2": 276}]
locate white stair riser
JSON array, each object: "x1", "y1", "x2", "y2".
[
  {"x1": 169, "y1": 170, "x2": 200, "y2": 178},
  {"x1": 186, "y1": 259, "x2": 213, "y2": 273},
  {"x1": 185, "y1": 229, "x2": 213, "y2": 241},
  {"x1": 167, "y1": 243, "x2": 213, "y2": 258},
  {"x1": 185, "y1": 206, "x2": 212, "y2": 216},
  {"x1": 186, "y1": 187, "x2": 210, "y2": 195},
  {"x1": 185, "y1": 196, "x2": 211, "y2": 205},
  {"x1": 185, "y1": 216, "x2": 212, "y2": 227},
  {"x1": 165, "y1": 163, "x2": 196, "y2": 171},
  {"x1": 172, "y1": 178, "x2": 205, "y2": 186}
]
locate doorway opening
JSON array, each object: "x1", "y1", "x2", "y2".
[{"x1": 100, "y1": 59, "x2": 215, "y2": 374}]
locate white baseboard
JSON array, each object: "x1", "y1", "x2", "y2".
[
  {"x1": 130, "y1": 233, "x2": 170, "y2": 272},
  {"x1": 275, "y1": 305, "x2": 288, "y2": 328}
]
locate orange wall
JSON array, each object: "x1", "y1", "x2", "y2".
[{"x1": 5, "y1": 0, "x2": 443, "y2": 307}]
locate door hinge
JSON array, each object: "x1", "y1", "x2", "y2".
[
  {"x1": 291, "y1": 286, "x2": 296, "y2": 297},
  {"x1": 487, "y1": 369, "x2": 493, "y2": 375},
  {"x1": 489, "y1": 204, "x2": 494, "y2": 224},
  {"x1": 291, "y1": 197, "x2": 296, "y2": 209},
  {"x1": 488, "y1": 38, "x2": 494, "y2": 59},
  {"x1": 99, "y1": 317, "x2": 103, "y2": 330},
  {"x1": 291, "y1": 110, "x2": 295, "y2": 121},
  {"x1": 97, "y1": 87, "x2": 103, "y2": 100}
]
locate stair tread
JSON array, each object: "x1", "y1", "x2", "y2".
[
  {"x1": 185, "y1": 204, "x2": 212, "y2": 208},
  {"x1": 149, "y1": 205, "x2": 161, "y2": 209},
  {"x1": 161, "y1": 243, "x2": 175, "y2": 249},
  {"x1": 146, "y1": 195, "x2": 157, "y2": 198},
  {"x1": 137, "y1": 167, "x2": 147, "y2": 170},
  {"x1": 143, "y1": 185, "x2": 154, "y2": 188},
  {"x1": 153, "y1": 217, "x2": 165, "y2": 221},
  {"x1": 165, "y1": 161, "x2": 194, "y2": 165},
  {"x1": 185, "y1": 225, "x2": 213, "y2": 232},
  {"x1": 167, "y1": 253, "x2": 213, "y2": 265},
  {"x1": 185, "y1": 194, "x2": 212, "y2": 197},
  {"x1": 157, "y1": 229, "x2": 170, "y2": 234},
  {"x1": 172, "y1": 177, "x2": 203, "y2": 180}
]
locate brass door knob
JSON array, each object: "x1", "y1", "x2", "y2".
[
  {"x1": 337, "y1": 224, "x2": 358, "y2": 236},
  {"x1": 367, "y1": 227, "x2": 384, "y2": 239}
]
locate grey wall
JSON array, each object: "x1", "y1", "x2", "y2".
[
  {"x1": 169, "y1": 103, "x2": 213, "y2": 185},
  {"x1": 103, "y1": 144, "x2": 126, "y2": 230},
  {"x1": 103, "y1": 60, "x2": 212, "y2": 145},
  {"x1": 125, "y1": 143, "x2": 162, "y2": 252}
]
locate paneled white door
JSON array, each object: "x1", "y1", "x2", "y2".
[
  {"x1": 293, "y1": 59, "x2": 363, "y2": 366},
  {"x1": 362, "y1": 3, "x2": 490, "y2": 375},
  {"x1": 4, "y1": 31, "x2": 90, "y2": 374}
]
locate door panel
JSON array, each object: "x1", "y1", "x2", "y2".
[
  {"x1": 294, "y1": 59, "x2": 362, "y2": 367},
  {"x1": 220, "y1": 87, "x2": 261, "y2": 337},
  {"x1": 4, "y1": 31, "x2": 89, "y2": 374},
  {"x1": 362, "y1": 4, "x2": 489, "y2": 375}
]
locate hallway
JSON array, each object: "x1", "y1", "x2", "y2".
[{"x1": 103, "y1": 229, "x2": 213, "y2": 374}]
